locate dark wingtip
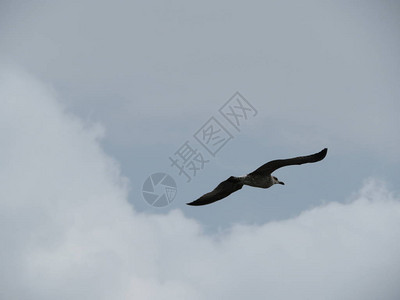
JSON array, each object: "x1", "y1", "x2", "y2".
[
  {"x1": 186, "y1": 202, "x2": 206, "y2": 206},
  {"x1": 186, "y1": 199, "x2": 204, "y2": 206},
  {"x1": 318, "y1": 148, "x2": 328, "y2": 160}
]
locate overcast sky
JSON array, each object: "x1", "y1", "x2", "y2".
[{"x1": 1, "y1": 1, "x2": 400, "y2": 299}]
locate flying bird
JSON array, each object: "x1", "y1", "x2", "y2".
[{"x1": 187, "y1": 148, "x2": 328, "y2": 206}]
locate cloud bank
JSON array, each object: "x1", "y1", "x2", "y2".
[{"x1": 1, "y1": 68, "x2": 400, "y2": 299}]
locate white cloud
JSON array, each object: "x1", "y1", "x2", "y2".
[{"x1": 1, "y1": 68, "x2": 400, "y2": 299}]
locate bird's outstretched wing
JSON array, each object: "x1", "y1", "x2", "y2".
[
  {"x1": 249, "y1": 148, "x2": 328, "y2": 176},
  {"x1": 187, "y1": 176, "x2": 244, "y2": 206}
]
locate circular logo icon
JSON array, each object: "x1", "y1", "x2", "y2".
[{"x1": 142, "y1": 173, "x2": 177, "y2": 207}]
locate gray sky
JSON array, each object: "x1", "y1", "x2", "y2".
[{"x1": 1, "y1": 1, "x2": 400, "y2": 299}]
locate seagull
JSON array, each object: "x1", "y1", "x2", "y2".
[{"x1": 187, "y1": 148, "x2": 327, "y2": 206}]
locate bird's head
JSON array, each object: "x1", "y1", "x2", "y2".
[{"x1": 272, "y1": 176, "x2": 285, "y2": 185}]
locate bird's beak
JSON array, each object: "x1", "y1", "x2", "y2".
[{"x1": 278, "y1": 181, "x2": 285, "y2": 185}]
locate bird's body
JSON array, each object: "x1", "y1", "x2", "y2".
[
  {"x1": 187, "y1": 148, "x2": 327, "y2": 206},
  {"x1": 242, "y1": 174, "x2": 274, "y2": 188}
]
